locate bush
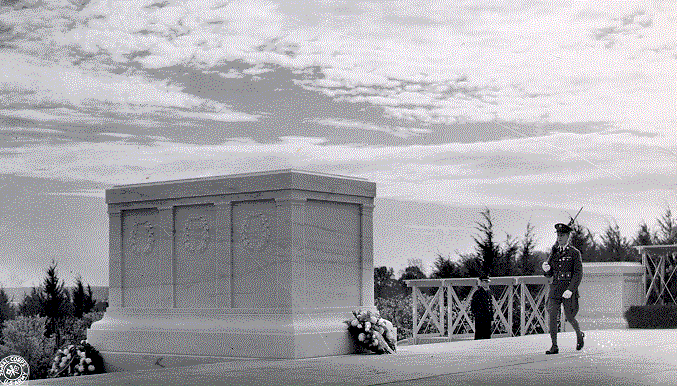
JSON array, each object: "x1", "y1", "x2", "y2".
[
  {"x1": 60, "y1": 311, "x2": 105, "y2": 347},
  {"x1": 625, "y1": 305, "x2": 677, "y2": 329},
  {"x1": 0, "y1": 316, "x2": 56, "y2": 380},
  {"x1": 376, "y1": 294, "x2": 442, "y2": 340},
  {"x1": 376, "y1": 294, "x2": 414, "y2": 341},
  {"x1": 0, "y1": 312, "x2": 106, "y2": 380}
]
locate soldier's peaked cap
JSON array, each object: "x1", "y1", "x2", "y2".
[{"x1": 555, "y1": 223, "x2": 573, "y2": 234}]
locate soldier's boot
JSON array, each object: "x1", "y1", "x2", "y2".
[
  {"x1": 576, "y1": 332, "x2": 585, "y2": 350},
  {"x1": 545, "y1": 344, "x2": 559, "y2": 355}
]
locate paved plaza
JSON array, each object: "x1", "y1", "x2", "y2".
[{"x1": 29, "y1": 328, "x2": 677, "y2": 385}]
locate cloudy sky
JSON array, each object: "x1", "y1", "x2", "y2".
[{"x1": 0, "y1": 0, "x2": 675, "y2": 287}]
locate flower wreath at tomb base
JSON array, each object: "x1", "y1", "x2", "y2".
[
  {"x1": 48, "y1": 340, "x2": 105, "y2": 378},
  {"x1": 345, "y1": 309, "x2": 397, "y2": 354}
]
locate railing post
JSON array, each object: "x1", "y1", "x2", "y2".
[
  {"x1": 660, "y1": 255, "x2": 666, "y2": 304},
  {"x1": 439, "y1": 283, "x2": 445, "y2": 337},
  {"x1": 412, "y1": 286, "x2": 418, "y2": 345},
  {"x1": 642, "y1": 249, "x2": 647, "y2": 305},
  {"x1": 508, "y1": 280, "x2": 514, "y2": 336},
  {"x1": 519, "y1": 281, "x2": 525, "y2": 336},
  {"x1": 446, "y1": 280, "x2": 452, "y2": 340},
  {"x1": 539, "y1": 283, "x2": 550, "y2": 333}
]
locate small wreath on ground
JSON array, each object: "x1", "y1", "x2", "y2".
[
  {"x1": 48, "y1": 340, "x2": 105, "y2": 378},
  {"x1": 345, "y1": 309, "x2": 397, "y2": 354}
]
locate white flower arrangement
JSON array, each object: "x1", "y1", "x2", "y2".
[
  {"x1": 345, "y1": 309, "x2": 396, "y2": 354},
  {"x1": 48, "y1": 340, "x2": 105, "y2": 378}
]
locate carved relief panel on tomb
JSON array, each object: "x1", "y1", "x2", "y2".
[
  {"x1": 232, "y1": 200, "x2": 281, "y2": 308},
  {"x1": 241, "y1": 211, "x2": 274, "y2": 252},
  {"x1": 122, "y1": 208, "x2": 164, "y2": 307},
  {"x1": 183, "y1": 215, "x2": 210, "y2": 252},
  {"x1": 175, "y1": 204, "x2": 220, "y2": 308},
  {"x1": 130, "y1": 220, "x2": 156, "y2": 254}
]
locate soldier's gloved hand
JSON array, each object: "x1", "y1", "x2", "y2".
[
  {"x1": 542, "y1": 262, "x2": 551, "y2": 272},
  {"x1": 562, "y1": 290, "x2": 572, "y2": 299}
]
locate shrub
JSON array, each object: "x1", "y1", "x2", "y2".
[
  {"x1": 376, "y1": 293, "x2": 443, "y2": 340},
  {"x1": 376, "y1": 294, "x2": 414, "y2": 340},
  {"x1": 0, "y1": 311, "x2": 106, "y2": 380},
  {"x1": 60, "y1": 311, "x2": 104, "y2": 347},
  {"x1": 0, "y1": 316, "x2": 56, "y2": 380},
  {"x1": 625, "y1": 305, "x2": 677, "y2": 329}
]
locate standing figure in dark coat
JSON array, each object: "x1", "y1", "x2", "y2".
[
  {"x1": 542, "y1": 222, "x2": 585, "y2": 354},
  {"x1": 470, "y1": 274, "x2": 493, "y2": 340}
]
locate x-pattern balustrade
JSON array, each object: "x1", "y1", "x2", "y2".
[
  {"x1": 636, "y1": 245, "x2": 677, "y2": 305},
  {"x1": 405, "y1": 276, "x2": 565, "y2": 344}
]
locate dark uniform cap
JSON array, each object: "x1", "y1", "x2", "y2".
[{"x1": 555, "y1": 223, "x2": 573, "y2": 234}]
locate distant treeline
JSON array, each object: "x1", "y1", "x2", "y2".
[
  {"x1": 0, "y1": 259, "x2": 107, "y2": 349},
  {"x1": 376, "y1": 206, "x2": 676, "y2": 299}
]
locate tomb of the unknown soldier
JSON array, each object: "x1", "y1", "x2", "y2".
[
  {"x1": 86, "y1": 169, "x2": 377, "y2": 372},
  {"x1": 76, "y1": 168, "x2": 676, "y2": 385}
]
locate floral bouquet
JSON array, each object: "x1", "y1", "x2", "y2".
[
  {"x1": 48, "y1": 340, "x2": 105, "y2": 378},
  {"x1": 345, "y1": 309, "x2": 396, "y2": 354}
]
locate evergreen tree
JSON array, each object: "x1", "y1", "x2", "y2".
[
  {"x1": 655, "y1": 206, "x2": 677, "y2": 245},
  {"x1": 84, "y1": 284, "x2": 96, "y2": 315},
  {"x1": 517, "y1": 222, "x2": 538, "y2": 275},
  {"x1": 430, "y1": 254, "x2": 463, "y2": 279},
  {"x1": 72, "y1": 278, "x2": 97, "y2": 318},
  {"x1": 471, "y1": 208, "x2": 500, "y2": 276},
  {"x1": 18, "y1": 287, "x2": 45, "y2": 317},
  {"x1": 458, "y1": 252, "x2": 484, "y2": 278},
  {"x1": 569, "y1": 223, "x2": 598, "y2": 261},
  {"x1": 494, "y1": 233, "x2": 519, "y2": 277},
  {"x1": 0, "y1": 287, "x2": 15, "y2": 344},
  {"x1": 73, "y1": 276, "x2": 86, "y2": 319},
  {"x1": 599, "y1": 221, "x2": 637, "y2": 262},
  {"x1": 634, "y1": 221, "x2": 654, "y2": 246},
  {"x1": 42, "y1": 259, "x2": 69, "y2": 348}
]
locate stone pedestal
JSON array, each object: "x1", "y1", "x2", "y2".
[
  {"x1": 87, "y1": 170, "x2": 376, "y2": 372},
  {"x1": 576, "y1": 262, "x2": 645, "y2": 330}
]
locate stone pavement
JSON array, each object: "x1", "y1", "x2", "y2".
[{"x1": 29, "y1": 329, "x2": 677, "y2": 385}]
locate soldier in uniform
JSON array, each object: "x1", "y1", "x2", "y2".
[
  {"x1": 470, "y1": 274, "x2": 493, "y2": 340},
  {"x1": 542, "y1": 222, "x2": 585, "y2": 354}
]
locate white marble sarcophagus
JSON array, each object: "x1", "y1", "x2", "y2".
[{"x1": 87, "y1": 169, "x2": 376, "y2": 371}]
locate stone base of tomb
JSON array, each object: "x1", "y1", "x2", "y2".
[
  {"x1": 88, "y1": 306, "x2": 374, "y2": 372},
  {"x1": 573, "y1": 262, "x2": 645, "y2": 331}
]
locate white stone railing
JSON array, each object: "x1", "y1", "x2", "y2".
[
  {"x1": 404, "y1": 276, "x2": 559, "y2": 344},
  {"x1": 404, "y1": 262, "x2": 646, "y2": 345}
]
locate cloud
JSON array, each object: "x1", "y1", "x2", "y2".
[
  {"x1": 317, "y1": 118, "x2": 431, "y2": 138},
  {"x1": 1, "y1": 120, "x2": 672, "y2": 221},
  {"x1": 4, "y1": 0, "x2": 669, "y2": 134}
]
